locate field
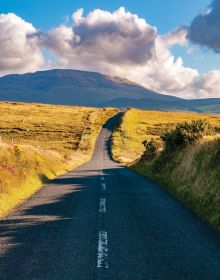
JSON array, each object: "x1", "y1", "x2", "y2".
[
  {"x1": 0, "y1": 102, "x2": 117, "y2": 154},
  {"x1": 112, "y1": 108, "x2": 220, "y2": 164},
  {"x1": 0, "y1": 102, "x2": 117, "y2": 217},
  {"x1": 112, "y1": 108, "x2": 220, "y2": 230}
]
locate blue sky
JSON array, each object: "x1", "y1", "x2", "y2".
[
  {"x1": 1, "y1": 0, "x2": 220, "y2": 98},
  {"x1": 0, "y1": 0, "x2": 218, "y2": 73},
  {"x1": 0, "y1": 0, "x2": 210, "y2": 32}
]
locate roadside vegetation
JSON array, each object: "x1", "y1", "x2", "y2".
[
  {"x1": 0, "y1": 102, "x2": 117, "y2": 217},
  {"x1": 112, "y1": 108, "x2": 220, "y2": 230}
]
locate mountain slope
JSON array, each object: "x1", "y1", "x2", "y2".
[
  {"x1": 0, "y1": 69, "x2": 220, "y2": 113},
  {"x1": 0, "y1": 69, "x2": 180, "y2": 105}
]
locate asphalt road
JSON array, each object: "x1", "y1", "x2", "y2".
[{"x1": 1, "y1": 114, "x2": 220, "y2": 280}]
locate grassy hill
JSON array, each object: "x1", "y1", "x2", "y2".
[
  {"x1": 112, "y1": 108, "x2": 220, "y2": 164},
  {"x1": 0, "y1": 69, "x2": 177, "y2": 106},
  {"x1": 1, "y1": 69, "x2": 220, "y2": 113},
  {"x1": 0, "y1": 102, "x2": 117, "y2": 217},
  {"x1": 111, "y1": 108, "x2": 220, "y2": 229}
]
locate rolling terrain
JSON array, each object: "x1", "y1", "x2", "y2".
[
  {"x1": 0, "y1": 102, "x2": 117, "y2": 217},
  {"x1": 112, "y1": 108, "x2": 220, "y2": 163},
  {"x1": 0, "y1": 69, "x2": 220, "y2": 113},
  {"x1": 1, "y1": 114, "x2": 220, "y2": 279},
  {"x1": 111, "y1": 108, "x2": 220, "y2": 229}
]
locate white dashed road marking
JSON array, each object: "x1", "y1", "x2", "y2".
[
  {"x1": 99, "y1": 198, "x2": 106, "y2": 212},
  {"x1": 97, "y1": 231, "x2": 108, "y2": 268},
  {"x1": 101, "y1": 182, "x2": 106, "y2": 191},
  {"x1": 97, "y1": 133, "x2": 109, "y2": 272}
]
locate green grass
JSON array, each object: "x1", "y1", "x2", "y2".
[
  {"x1": 0, "y1": 102, "x2": 117, "y2": 217},
  {"x1": 112, "y1": 108, "x2": 220, "y2": 230}
]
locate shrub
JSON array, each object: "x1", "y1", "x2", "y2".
[
  {"x1": 141, "y1": 139, "x2": 160, "y2": 161},
  {"x1": 161, "y1": 119, "x2": 209, "y2": 151},
  {"x1": 14, "y1": 145, "x2": 23, "y2": 159}
]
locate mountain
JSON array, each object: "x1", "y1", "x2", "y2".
[{"x1": 0, "y1": 69, "x2": 220, "y2": 113}]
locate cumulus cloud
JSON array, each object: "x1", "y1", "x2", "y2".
[
  {"x1": 1, "y1": 8, "x2": 220, "y2": 99},
  {"x1": 190, "y1": 70, "x2": 220, "y2": 98},
  {"x1": 188, "y1": 0, "x2": 220, "y2": 52},
  {"x1": 142, "y1": 28, "x2": 198, "y2": 93},
  {"x1": 161, "y1": 27, "x2": 188, "y2": 47},
  {"x1": 34, "y1": 8, "x2": 199, "y2": 95},
  {"x1": 38, "y1": 7, "x2": 157, "y2": 68},
  {"x1": 0, "y1": 13, "x2": 45, "y2": 76}
]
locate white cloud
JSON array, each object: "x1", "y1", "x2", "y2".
[
  {"x1": 0, "y1": 13, "x2": 45, "y2": 75},
  {"x1": 40, "y1": 7, "x2": 157, "y2": 68},
  {"x1": 140, "y1": 29, "x2": 199, "y2": 93},
  {"x1": 190, "y1": 70, "x2": 220, "y2": 98},
  {"x1": 1, "y1": 8, "x2": 220, "y2": 99},
  {"x1": 160, "y1": 27, "x2": 188, "y2": 47},
  {"x1": 36, "y1": 8, "x2": 200, "y2": 96}
]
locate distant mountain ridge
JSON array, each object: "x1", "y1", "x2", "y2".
[{"x1": 0, "y1": 69, "x2": 220, "y2": 113}]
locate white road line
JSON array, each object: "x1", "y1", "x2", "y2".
[
  {"x1": 97, "y1": 231, "x2": 108, "y2": 268},
  {"x1": 101, "y1": 176, "x2": 105, "y2": 182},
  {"x1": 99, "y1": 198, "x2": 106, "y2": 212},
  {"x1": 101, "y1": 182, "x2": 106, "y2": 191}
]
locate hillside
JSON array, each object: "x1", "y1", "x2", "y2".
[
  {"x1": 0, "y1": 102, "x2": 117, "y2": 217},
  {"x1": 111, "y1": 108, "x2": 220, "y2": 229},
  {"x1": 1, "y1": 69, "x2": 220, "y2": 113},
  {"x1": 0, "y1": 69, "x2": 178, "y2": 105},
  {"x1": 112, "y1": 108, "x2": 220, "y2": 163}
]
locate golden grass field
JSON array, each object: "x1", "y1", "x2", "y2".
[
  {"x1": 112, "y1": 108, "x2": 220, "y2": 164},
  {"x1": 0, "y1": 102, "x2": 117, "y2": 217},
  {"x1": 112, "y1": 108, "x2": 220, "y2": 230}
]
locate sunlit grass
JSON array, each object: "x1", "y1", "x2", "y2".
[
  {"x1": 112, "y1": 108, "x2": 220, "y2": 230},
  {"x1": 0, "y1": 102, "x2": 117, "y2": 217},
  {"x1": 112, "y1": 108, "x2": 220, "y2": 164},
  {"x1": 0, "y1": 102, "x2": 116, "y2": 154}
]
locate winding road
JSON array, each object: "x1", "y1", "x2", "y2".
[{"x1": 1, "y1": 114, "x2": 220, "y2": 280}]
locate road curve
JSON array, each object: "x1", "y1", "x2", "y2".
[{"x1": 1, "y1": 114, "x2": 220, "y2": 280}]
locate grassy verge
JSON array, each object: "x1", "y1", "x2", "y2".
[
  {"x1": 0, "y1": 102, "x2": 117, "y2": 217},
  {"x1": 112, "y1": 108, "x2": 220, "y2": 164},
  {"x1": 112, "y1": 108, "x2": 220, "y2": 230},
  {"x1": 132, "y1": 139, "x2": 220, "y2": 229}
]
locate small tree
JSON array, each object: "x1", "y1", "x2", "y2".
[
  {"x1": 141, "y1": 139, "x2": 160, "y2": 161},
  {"x1": 161, "y1": 119, "x2": 209, "y2": 151}
]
